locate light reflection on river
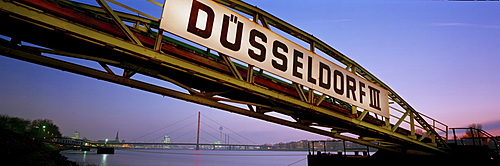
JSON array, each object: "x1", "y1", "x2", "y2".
[{"x1": 61, "y1": 149, "x2": 309, "y2": 166}]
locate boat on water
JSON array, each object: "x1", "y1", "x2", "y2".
[{"x1": 97, "y1": 147, "x2": 115, "y2": 154}]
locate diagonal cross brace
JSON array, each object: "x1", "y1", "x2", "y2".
[{"x1": 96, "y1": 0, "x2": 143, "y2": 46}]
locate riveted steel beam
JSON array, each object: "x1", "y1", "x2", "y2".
[
  {"x1": 293, "y1": 83, "x2": 308, "y2": 102},
  {"x1": 0, "y1": 41, "x2": 399, "y2": 153},
  {"x1": 96, "y1": 0, "x2": 143, "y2": 46},
  {"x1": 211, "y1": 0, "x2": 449, "y2": 151},
  {"x1": 0, "y1": 0, "x2": 448, "y2": 154}
]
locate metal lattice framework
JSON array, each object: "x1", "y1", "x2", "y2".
[{"x1": 0, "y1": 0, "x2": 450, "y2": 154}]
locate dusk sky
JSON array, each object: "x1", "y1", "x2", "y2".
[{"x1": 1, "y1": 0, "x2": 499, "y2": 144}]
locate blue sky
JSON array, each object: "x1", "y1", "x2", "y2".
[{"x1": 0, "y1": 0, "x2": 499, "y2": 144}]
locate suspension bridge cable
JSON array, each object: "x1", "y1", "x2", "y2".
[
  {"x1": 201, "y1": 129, "x2": 222, "y2": 141},
  {"x1": 200, "y1": 118, "x2": 242, "y2": 144},
  {"x1": 201, "y1": 114, "x2": 257, "y2": 144},
  {"x1": 200, "y1": 121, "x2": 245, "y2": 144},
  {"x1": 200, "y1": 137, "x2": 211, "y2": 144},
  {"x1": 148, "y1": 121, "x2": 197, "y2": 142},
  {"x1": 227, "y1": 134, "x2": 244, "y2": 144},
  {"x1": 201, "y1": 121, "x2": 222, "y2": 132},
  {"x1": 132, "y1": 113, "x2": 196, "y2": 141},
  {"x1": 187, "y1": 137, "x2": 196, "y2": 143},
  {"x1": 171, "y1": 129, "x2": 197, "y2": 142},
  {"x1": 201, "y1": 121, "x2": 247, "y2": 144}
]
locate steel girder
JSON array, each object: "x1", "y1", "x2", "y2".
[
  {"x1": 212, "y1": 0, "x2": 450, "y2": 151},
  {"x1": 0, "y1": 0, "x2": 448, "y2": 154}
]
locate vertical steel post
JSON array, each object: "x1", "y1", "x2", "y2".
[
  {"x1": 343, "y1": 140, "x2": 346, "y2": 157},
  {"x1": 311, "y1": 141, "x2": 315, "y2": 155},
  {"x1": 410, "y1": 112, "x2": 415, "y2": 138},
  {"x1": 196, "y1": 111, "x2": 201, "y2": 150},
  {"x1": 452, "y1": 128, "x2": 457, "y2": 144},
  {"x1": 323, "y1": 141, "x2": 326, "y2": 153},
  {"x1": 154, "y1": 29, "x2": 164, "y2": 51},
  {"x1": 470, "y1": 128, "x2": 476, "y2": 146},
  {"x1": 307, "y1": 141, "x2": 311, "y2": 155},
  {"x1": 367, "y1": 144, "x2": 371, "y2": 157}
]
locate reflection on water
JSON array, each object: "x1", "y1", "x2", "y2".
[
  {"x1": 193, "y1": 150, "x2": 200, "y2": 166},
  {"x1": 101, "y1": 154, "x2": 108, "y2": 166},
  {"x1": 61, "y1": 149, "x2": 309, "y2": 166},
  {"x1": 82, "y1": 151, "x2": 86, "y2": 163}
]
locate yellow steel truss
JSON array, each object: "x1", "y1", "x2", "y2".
[{"x1": 0, "y1": 0, "x2": 449, "y2": 154}]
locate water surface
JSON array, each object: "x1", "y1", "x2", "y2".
[{"x1": 61, "y1": 149, "x2": 309, "y2": 166}]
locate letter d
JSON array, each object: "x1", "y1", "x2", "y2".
[{"x1": 187, "y1": 0, "x2": 215, "y2": 38}]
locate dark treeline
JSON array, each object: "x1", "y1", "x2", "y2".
[
  {"x1": 0, "y1": 114, "x2": 62, "y2": 140},
  {"x1": 0, "y1": 114, "x2": 76, "y2": 165}
]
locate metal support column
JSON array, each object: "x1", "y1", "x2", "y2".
[{"x1": 196, "y1": 111, "x2": 201, "y2": 150}]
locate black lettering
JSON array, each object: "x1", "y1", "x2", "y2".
[
  {"x1": 220, "y1": 14, "x2": 243, "y2": 51},
  {"x1": 307, "y1": 56, "x2": 316, "y2": 84},
  {"x1": 359, "y1": 82, "x2": 366, "y2": 104},
  {"x1": 272, "y1": 40, "x2": 288, "y2": 72},
  {"x1": 293, "y1": 50, "x2": 303, "y2": 79},
  {"x1": 248, "y1": 29, "x2": 267, "y2": 62},
  {"x1": 346, "y1": 75, "x2": 356, "y2": 101},
  {"x1": 369, "y1": 86, "x2": 381, "y2": 110},
  {"x1": 187, "y1": 0, "x2": 214, "y2": 38},
  {"x1": 333, "y1": 70, "x2": 344, "y2": 95},
  {"x1": 319, "y1": 62, "x2": 331, "y2": 89}
]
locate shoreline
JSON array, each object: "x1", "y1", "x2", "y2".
[{"x1": 0, "y1": 128, "x2": 77, "y2": 166}]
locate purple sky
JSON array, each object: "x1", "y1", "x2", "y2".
[{"x1": 1, "y1": 0, "x2": 499, "y2": 144}]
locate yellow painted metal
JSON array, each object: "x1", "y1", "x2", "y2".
[
  {"x1": 314, "y1": 94, "x2": 327, "y2": 106},
  {"x1": 0, "y1": 40, "x2": 401, "y2": 153},
  {"x1": 106, "y1": 0, "x2": 158, "y2": 21},
  {"x1": 246, "y1": 65, "x2": 254, "y2": 83},
  {"x1": 96, "y1": 0, "x2": 143, "y2": 46},
  {"x1": 145, "y1": 0, "x2": 162, "y2": 7},
  {"x1": 60, "y1": 1, "x2": 159, "y2": 24},
  {"x1": 83, "y1": 0, "x2": 448, "y2": 150},
  {"x1": 293, "y1": 83, "x2": 308, "y2": 102},
  {"x1": 357, "y1": 111, "x2": 369, "y2": 121},
  {"x1": 0, "y1": 0, "x2": 449, "y2": 154},
  {"x1": 392, "y1": 110, "x2": 410, "y2": 132},
  {"x1": 219, "y1": 53, "x2": 243, "y2": 80},
  {"x1": 210, "y1": 0, "x2": 449, "y2": 150}
]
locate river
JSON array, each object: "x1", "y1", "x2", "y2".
[{"x1": 61, "y1": 149, "x2": 310, "y2": 166}]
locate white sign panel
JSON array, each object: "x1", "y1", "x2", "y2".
[{"x1": 160, "y1": 0, "x2": 389, "y2": 117}]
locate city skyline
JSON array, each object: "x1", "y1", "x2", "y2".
[{"x1": 0, "y1": 0, "x2": 499, "y2": 144}]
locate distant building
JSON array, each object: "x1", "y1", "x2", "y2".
[
  {"x1": 72, "y1": 131, "x2": 80, "y2": 140},
  {"x1": 115, "y1": 132, "x2": 119, "y2": 142},
  {"x1": 162, "y1": 135, "x2": 171, "y2": 143},
  {"x1": 162, "y1": 135, "x2": 171, "y2": 149}
]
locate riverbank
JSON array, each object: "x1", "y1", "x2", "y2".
[{"x1": 0, "y1": 128, "x2": 77, "y2": 166}]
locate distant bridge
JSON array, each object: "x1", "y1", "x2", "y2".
[
  {"x1": 0, "y1": 0, "x2": 450, "y2": 155},
  {"x1": 94, "y1": 142, "x2": 270, "y2": 150}
]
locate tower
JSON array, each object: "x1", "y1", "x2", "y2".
[
  {"x1": 72, "y1": 131, "x2": 80, "y2": 140},
  {"x1": 163, "y1": 135, "x2": 171, "y2": 149},
  {"x1": 162, "y1": 135, "x2": 171, "y2": 143},
  {"x1": 115, "y1": 131, "x2": 119, "y2": 141}
]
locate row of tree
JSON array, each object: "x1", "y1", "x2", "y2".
[{"x1": 0, "y1": 114, "x2": 62, "y2": 140}]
